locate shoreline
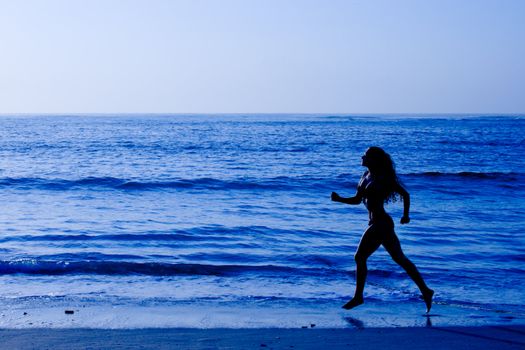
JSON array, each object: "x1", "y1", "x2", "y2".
[
  {"x1": 0, "y1": 326, "x2": 524, "y2": 349},
  {"x1": 2, "y1": 299, "x2": 524, "y2": 329}
]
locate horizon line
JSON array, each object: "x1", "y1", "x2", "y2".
[{"x1": 0, "y1": 112, "x2": 524, "y2": 116}]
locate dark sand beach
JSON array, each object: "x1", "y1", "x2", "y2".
[{"x1": 1, "y1": 326, "x2": 524, "y2": 349}]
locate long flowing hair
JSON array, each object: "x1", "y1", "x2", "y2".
[{"x1": 366, "y1": 146, "x2": 402, "y2": 203}]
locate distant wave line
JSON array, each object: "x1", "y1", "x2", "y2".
[
  {"x1": 0, "y1": 226, "x2": 340, "y2": 243},
  {"x1": 0, "y1": 172, "x2": 521, "y2": 191},
  {"x1": 403, "y1": 171, "x2": 524, "y2": 180},
  {"x1": 0, "y1": 176, "x2": 305, "y2": 191}
]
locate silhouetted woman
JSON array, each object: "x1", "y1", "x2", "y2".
[{"x1": 331, "y1": 146, "x2": 434, "y2": 312}]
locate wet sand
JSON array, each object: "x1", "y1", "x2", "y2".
[{"x1": 0, "y1": 326, "x2": 524, "y2": 349}]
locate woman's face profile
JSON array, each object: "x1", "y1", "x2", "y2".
[{"x1": 361, "y1": 149, "x2": 373, "y2": 167}]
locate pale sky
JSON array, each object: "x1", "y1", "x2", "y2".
[{"x1": 0, "y1": 0, "x2": 524, "y2": 114}]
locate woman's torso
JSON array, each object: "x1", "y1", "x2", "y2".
[{"x1": 358, "y1": 171, "x2": 391, "y2": 225}]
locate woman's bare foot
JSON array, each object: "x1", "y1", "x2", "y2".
[
  {"x1": 342, "y1": 296, "x2": 364, "y2": 310},
  {"x1": 423, "y1": 289, "x2": 434, "y2": 313}
]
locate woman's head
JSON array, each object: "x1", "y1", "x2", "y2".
[
  {"x1": 361, "y1": 146, "x2": 400, "y2": 202},
  {"x1": 362, "y1": 146, "x2": 392, "y2": 171}
]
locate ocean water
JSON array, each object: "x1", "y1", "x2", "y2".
[{"x1": 0, "y1": 114, "x2": 523, "y2": 328}]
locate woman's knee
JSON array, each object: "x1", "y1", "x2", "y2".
[{"x1": 354, "y1": 252, "x2": 368, "y2": 264}]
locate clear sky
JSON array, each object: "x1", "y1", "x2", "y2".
[{"x1": 0, "y1": 0, "x2": 524, "y2": 114}]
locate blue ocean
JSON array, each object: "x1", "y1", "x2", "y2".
[{"x1": 0, "y1": 114, "x2": 523, "y2": 328}]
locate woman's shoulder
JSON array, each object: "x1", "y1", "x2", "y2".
[{"x1": 359, "y1": 171, "x2": 369, "y2": 181}]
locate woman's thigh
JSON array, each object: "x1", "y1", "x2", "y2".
[
  {"x1": 382, "y1": 229, "x2": 407, "y2": 262},
  {"x1": 355, "y1": 225, "x2": 383, "y2": 260}
]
